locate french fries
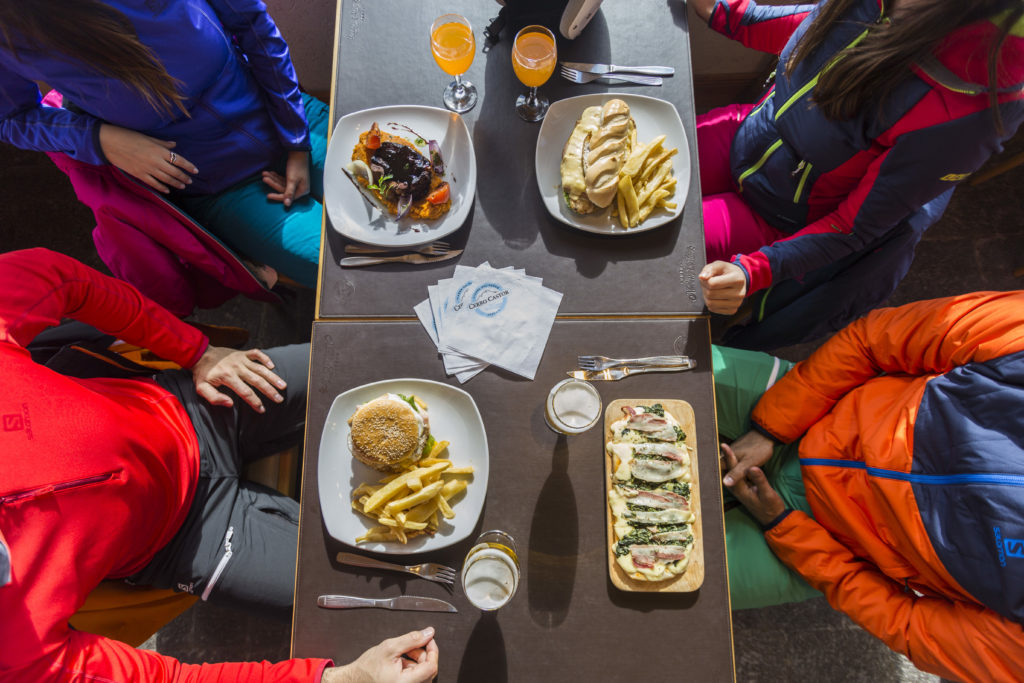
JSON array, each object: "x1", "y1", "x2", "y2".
[
  {"x1": 613, "y1": 135, "x2": 678, "y2": 229},
  {"x1": 350, "y1": 440, "x2": 473, "y2": 544}
]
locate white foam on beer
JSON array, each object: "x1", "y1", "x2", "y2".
[{"x1": 463, "y1": 548, "x2": 518, "y2": 610}]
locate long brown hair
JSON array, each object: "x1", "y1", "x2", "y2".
[
  {"x1": 788, "y1": 0, "x2": 1024, "y2": 132},
  {"x1": 0, "y1": 0, "x2": 187, "y2": 117}
]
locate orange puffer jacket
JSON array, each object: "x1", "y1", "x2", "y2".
[{"x1": 752, "y1": 291, "x2": 1024, "y2": 683}]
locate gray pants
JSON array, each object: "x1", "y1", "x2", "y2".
[{"x1": 127, "y1": 343, "x2": 309, "y2": 617}]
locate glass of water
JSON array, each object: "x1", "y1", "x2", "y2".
[
  {"x1": 544, "y1": 378, "x2": 602, "y2": 434},
  {"x1": 462, "y1": 530, "x2": 520, "y2": 610}
]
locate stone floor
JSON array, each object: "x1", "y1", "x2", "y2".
[{"x1": 2, "y1": 128, "x2": 1021, "y2": 681}]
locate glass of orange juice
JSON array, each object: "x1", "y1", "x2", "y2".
[
  {"x1": 511, "y1": 25, "x2": 556, "y2": 122},
  {"x1": 430, "y1": 14, "x2": 477, "y2": 114}
]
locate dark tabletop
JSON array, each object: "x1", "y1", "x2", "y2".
[
  {"x1": 318, "y1": 0, "x2": 706, "y2": 318},
  {"x1": 291, "y1": 319, "x2": 735, "y2": 681}
]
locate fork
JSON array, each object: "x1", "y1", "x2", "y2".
[
  {"x1": 559, "y1": 66, "x2": 662, "y2": 86},
  {"x1": 570, "y1": 361, "x2": 696, "y2": 381},
  {"x1": 339, "y1": 249, "x2": 463, "y2": 267},
  {"x1": 344, "y1": 240, "x2": 451, "y2": 256},
  {"x1": 577, "y1": 354, "x2": 689, "y2": 371},
  {"x1": 337, "y1": 552, "x2": 458, "y2": 585}
]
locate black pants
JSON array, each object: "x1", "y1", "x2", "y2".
[{"x1": 127, "y1": 344, "x2": 309, "y2": 617}]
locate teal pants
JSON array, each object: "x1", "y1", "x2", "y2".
[
  {"x1": 177, "y1": 92, "x2": 329, "y2": 289},
  {"x1": 712, "y1": 345, "x2": 821, "y2": 609}
]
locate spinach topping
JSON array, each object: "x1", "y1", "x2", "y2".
[
  {"x1": 641, "y1": 404, "x2": 665, "y2": 417},
  {"x1": 614, "y1": 528, "x2": 652, "y2": 556},
  {"x1": 633, "y1": 452, "x2": 672, "y2": 462},
  {"x1": 674, "y1": 426, "x2": 686, "y2": 441},
  {"x1": 626, "y1": 503, "x2": 661, "y2": 512}
]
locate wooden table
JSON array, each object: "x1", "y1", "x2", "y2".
[
  {"x1": 316, "y1": 0, "x2": 706, "y2": 318},
  {"x1": 291, "y1": 319, "x2": 734, "y2": 681}
]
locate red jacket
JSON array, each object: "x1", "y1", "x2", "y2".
[
  {"x1": 752, "y1": 292, "x2": 1024, "y2": 682},
  {"x1": 0, "y1": 249, "x2": 328, "y2": 682}
]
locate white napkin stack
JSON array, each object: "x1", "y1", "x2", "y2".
[{"x1": 415, "y1": 263, "x2": 562, "y2": 382}]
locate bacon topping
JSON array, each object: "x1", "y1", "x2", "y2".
[
  {"x1": 617, "y1": 485, "x2": 688, "y2": 510},
  {"x1": 630, "y1": 545, "x2": 689, "y2": 568}
]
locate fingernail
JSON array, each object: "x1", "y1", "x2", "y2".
[
  {"x1": 258, "y1": 405, "x2": 266, "y2": 413},
  {"x1": 723, "y1": 476, "x2": 733, "y2": 486},
  {"x1": 186, "y1": 178, "x2": 193, "y2": 184},
  {"x1": 273, "y1": 393, "x2": 283, "y2": 402},
  {"x1": 276, "y1": 379, "x2": 286, "y2": 389},
  {"x1": 421, "y1": 627, "x2": 435, "y2": 638}
]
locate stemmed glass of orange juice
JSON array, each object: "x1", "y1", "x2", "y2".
[
  {"x1": 430, "y1": 14, "x2": 477, "y2": 114},
  {"x1": 511, "y1": 25, "x2": 557, "y2": 122}
]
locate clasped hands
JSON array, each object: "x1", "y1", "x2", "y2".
[
  {"x1": 99, "y1": 124, "x2": 309, "y2": 205},
  {"x1": 720, "y1": 430, "x2": 786, "y2": 526}
]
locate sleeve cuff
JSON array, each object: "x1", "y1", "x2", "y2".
[
  {"x1": 760, "y1": 508, "x2": 793, "y2": 532},
  {"x1": 750, "y1": 420, "x2": 786, "y2": 444}
]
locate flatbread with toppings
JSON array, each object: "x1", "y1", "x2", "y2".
[{"x1": 605, "y1": 399, "x2": 704, "y2": 591}]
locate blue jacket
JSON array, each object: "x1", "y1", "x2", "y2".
[
  {"x1": 709, "y1": 0, "x2": 1024, "y2": 295},
  {"x1": 0, "y1": 0, "x2": 309, "y2": 196}
]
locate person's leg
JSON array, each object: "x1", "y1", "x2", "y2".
[
  {"x1": 233, "y1": 343, "x2": 310, "y2": 463},
  {"x1": 178, "y1": 181, "x2": 322, "y2": 288},
  {"x1": 712, "y1": 345, "x2": 819, "y2": 608},
  {"x1": 127, "y1": 345, "x2": 309, "y2": 612},
  {"x1": 696, "y1": 103, "x2": 753, "y2": 196},
  {"x1": 302, "y1": 92, "x2": 330, "y2": 201},
  {"x1": 702, "y1": 191, "x2": 787, "y2": 264}
]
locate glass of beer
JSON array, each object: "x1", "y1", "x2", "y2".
[
  {"x1": 511, "y1": 24, "x2": 557, "y2": 122},
  {"x1": 544, "y1": 378, "x2": 602, "y2": 435},
  {"x1": 462, "y1": 530, "x2": 520, "y2": 610},
  {"x1": 430, "y1": 14, "x2": 478, "y2": 113}
]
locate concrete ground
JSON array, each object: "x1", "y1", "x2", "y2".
[{"x1": 2, "y1": 127, "x2": 1020, "y2": 681}]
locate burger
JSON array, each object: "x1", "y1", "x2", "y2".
[{"x1": 347, "y1": 393, "x2": 432, "y2": 472}]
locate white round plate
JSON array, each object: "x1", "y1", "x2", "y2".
[
  {"x1": 317, "y1": 378, "x2": 489, "y2": 554},
  {"x1": 324, "y1": 105, "x2": 477, "y2": 247},
  {"x1": 535, "y1": 93, "x2": 690, "y2": 235}
]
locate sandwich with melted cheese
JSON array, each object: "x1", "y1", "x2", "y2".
[
  {"x1": 348, "y1": 393, "x2": 431, "y2": 472},
  {"x1": 560, "y1": 99, "x2": 636, "y2": 214}
]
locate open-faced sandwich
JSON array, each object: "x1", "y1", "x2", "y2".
[
  {"x1": 606, "y1": 404, "x2": 696, "y2": 581},
  {"x1": 346, "y1": 122, "x2": 452, "y2": 220}
]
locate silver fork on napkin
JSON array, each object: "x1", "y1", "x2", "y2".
[{"x1": 337, "y1": 552, "x2": 457, "y2": 585}]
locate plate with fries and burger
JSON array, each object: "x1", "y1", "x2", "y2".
[
  {"x1": 535, "y1": 93, "x2": 690, "y2": 235},
  {"x1": 318, "y1": 378, "x2": 488, "y2": 553}
]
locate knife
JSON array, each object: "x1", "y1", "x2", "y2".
[
  {"x1": 317, "y1": 595, "x2": 458, "y2": 612},
  {"x1": 568, "y1": 361, "x2": 696, "y2": 381},
  {"x1": 561, "y1": 61, "x2": 674, "y2": 77}
]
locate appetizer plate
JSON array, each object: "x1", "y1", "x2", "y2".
[
  {"x1": 604, "y1": 398, "x2": 704, "y2": 592},
  {"x1": 535, "y1": 93, "x2": 690, "y2": 236},
  {"x1": 318, "y1": 378, "x2": 489, "y2": 554},
  {"x1": 324, "y1": 105, "x2": 477, "y2": 247}
]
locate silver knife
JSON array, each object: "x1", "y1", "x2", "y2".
[
  {"x1": 561, "y1": 61, "x2": 674, "y2": 77},
  {"x1": 317, "y1": 595, "x2": 457, "y2": 612},
  {"x1": 569, "y1": 361, "x2": 696, "y2": 381},
  {"x1": 339, "y1": 249, "x2": 463, "y2": 267}
]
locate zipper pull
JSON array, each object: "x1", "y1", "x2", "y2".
[{"x1": 791, "y1": 160, "x2": 806, "y2": 178}]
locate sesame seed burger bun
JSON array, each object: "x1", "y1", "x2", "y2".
[{"x1": 347, "y1": 394, "x2": 429, "y2": 472}]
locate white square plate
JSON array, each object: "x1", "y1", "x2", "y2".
[
  {"x1": 323, "y1": 105, "x2": 477, "y2": 247},
  {"x1": 535, "y1": 93, "x2": 690, "y2": 235},
  {"x1": 317, "y1": 378, "x2": 489, "y2": 554}
]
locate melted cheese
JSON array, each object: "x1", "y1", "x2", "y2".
[
  {"x1": 560, "y1": 106, "x2": 602, "y2": 209},
  {"x1": 606, "y1": 404, "x2": 695, "y2": 582},
  {"x1": 584, "y1": 100, "x2": 635, "y2": 208}
]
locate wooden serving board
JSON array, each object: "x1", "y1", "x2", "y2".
[{"x1": 604, "y1": 398, "x2": 704, "y2": 592}]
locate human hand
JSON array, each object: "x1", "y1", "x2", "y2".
[
  {"x1": 190, "y1": 346, "x2": 286, "y2": 413},
  {"x1": 262, "y1": 150, "x2": 311, "y2": 207},
  {"x1": 721, "y1": 444, "x2": 786, "y2": 526},
  {"x1": 98, "y1": 124, "x2": 197, "y2": 193},
  {"x1": 721, "y1": 431, "x2": 775, "y2": 487},
  {"x1": 322, "y1": 628, "x2": 439, "y2": 683},
  {"x1": 699, "y1": 260, "x2": 747, "y2": 315}
]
